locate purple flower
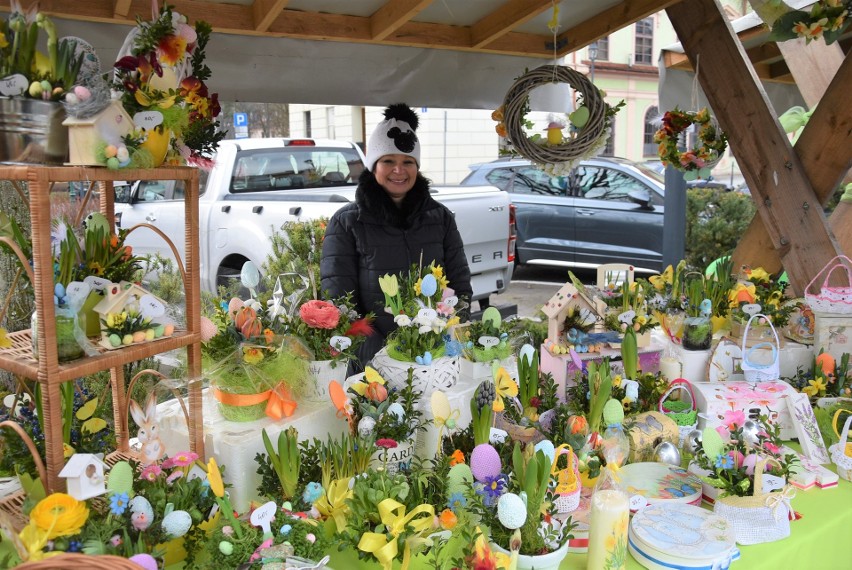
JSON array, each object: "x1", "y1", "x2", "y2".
[{"x1": 477, "y1": 474, "x2": 507, "y2": 506}]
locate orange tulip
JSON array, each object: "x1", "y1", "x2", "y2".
[
  {"x1": 365, "y1": 381, "x2": 388, "y2": 403},
  {"x1": 816, "y1": 352, "x2": 835, "y2": 378},
  {"x1": 567, "y1": 415, "x2": 589, "y2": 435},
  {"x1": 234, "y1": 306, "x2": 257, "y2": 330},
  {"x1": 240, "y1": 317, "x2": 262, "y2": 339}
]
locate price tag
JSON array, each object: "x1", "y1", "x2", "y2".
[
  {"x1": 478, "y1": 335, "x2": 499, "y2": 348},
  {"x1": 417, "y1": 308, "x2": 437, "y2": 321},
  {"x1": 250, "y1": 501, "x2": 277, "y2": 537},
  {"x1": 489, "y1": 427, "x2": 508, "y2": 444},
  {"x1": 139, "y1": 294, "x2": 166, "y2": 318},
  {"x1": 762, "y1": 474, "x2": 786, "y2": 493},
  {"x1": 0, "y1": 74, "x2": 28, "y2": 96},
  {"x1": 329, "y1": 335, "x2": 351, "y2": 351},
  {"x1": 133, "y1": 110, "x2": 164, "y2": 129},
  {"x1": 83, "y1": 275, "x2": 111, "y2": 291},
  {"x1": 617, "y1": 309, "x2": 636, "y2": 325},
  {"x1": 186, "y1": 465, "x2": 206, "y2": 481},
  {"x1": 742, "y1": 303, "x2": 762, "y2": 316},
  {"x1": 443, "y1": 295, "x2": 458, "y2": 307},
  {"x1": 629, "y1": 494, "x2": 649, "y2": 511},
  {"x1": 65, "y1": 281, "x2": 92, "y2": 306}
]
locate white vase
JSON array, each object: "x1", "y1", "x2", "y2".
[
  {"x1": 491, "y1": 538, "x2": 569, "y2": 570},
  {"x1": 306, "y1": 359, "x2": 347, "y2": 402},
  {"x1": 371, "y1": 347, "x2": 459, "y2": 397},
  {"x1": 370, "y1": 438, "x2": 415, "y2": 476}
]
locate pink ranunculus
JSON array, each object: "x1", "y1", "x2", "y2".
[
  {"x1": 299, "y1": 300, "x2": 340, "y2": 329},
  {"x1": 723, "y1": 409, "x2": 746, "y2": 430},
  {"x1": 763, "y1": 441, "x2": 780, "y2": 454}
]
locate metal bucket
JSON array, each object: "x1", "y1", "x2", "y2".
[{"x1": 0, "y1": 98, "x2": 69, "y2": 164}]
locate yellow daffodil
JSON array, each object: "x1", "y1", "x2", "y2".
[
  {"x1": 492, "y1": 367, "x2": 518, "y2": 412},
  {"x1": 612, "y1": 374, "x2": 623, "y2": 388},
  {"x1": 803, "y1": 377, "x2": 827, "y2": 397},
  {"x1": 414, "y1": 277, "x2": 423, "y2": 295},
  {"x1": 746, "y1": 267, "x2": 771, "y2": 282},
  {"x1": 430, "y1": 265, "x2": 450, "y2": 289},
  {"x1": 0, "y1": 327, "x2": 11, "y2": 349},
  {"x1": 19, "y1": 523, "x2": 62, "y2": 562},
  {"x1": 378, "y1": 274, "x2": 399, "y2": 297},
  {"x1": 29, "y1": 493, "x2": 89, "y2": 538},
  {"x1": 650, "y1": 265, "x2": 673, "y2": 291},
  {"x1": 207, "y1": 457, "x2": 225, "y2": 498}
]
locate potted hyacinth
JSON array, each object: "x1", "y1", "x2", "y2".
[{"x1": 371, "y1": 262, "x2": 462, "y2": 395}]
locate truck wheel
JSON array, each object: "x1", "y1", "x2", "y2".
[
  {"x1": 479, "y1": 297, "x2": 491, "y2": 311},
  {"x1": 217, "y1": 256, "x2": 250, "y2": 292}
]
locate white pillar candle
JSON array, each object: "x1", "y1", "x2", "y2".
[
  {"x1": 587, "y1": 489, "x2": 629, "y2": 570},
  {"x1": 659, "y1": 356, "x2": 682, "y2": 383}
]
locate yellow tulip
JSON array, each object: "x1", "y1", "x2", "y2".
[
  {"x1": 378, "y1": 274, "x2": 399, "y2": 297},
  {"x1": 207, "y1": 457, "x2": 225, "y2": 498}
]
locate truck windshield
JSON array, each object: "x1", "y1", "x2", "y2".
[{"x1": 230, "y1": 147, "x2": 363, "y2": 193}]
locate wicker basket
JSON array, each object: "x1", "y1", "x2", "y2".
[
  {"x1": 15, "y1": 553, "x2": 145, "y2": 569},
  {"x1": 0, "y1": 420, "x2": 48, "y2": 532},
  {"x1": 739, "y1": 314, "x2": 780, "y2": 382}
]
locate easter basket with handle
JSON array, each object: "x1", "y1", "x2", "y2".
[
  {"x1": 740, "y1": 314, "x2": 780, "y2": 382},
  {"x1": 658, "y1": 378, "x2": 698, "y2": 446},
  {"x1": 551, "y1": 444, "x2": 581, "y2": 513},
  {"x1": 829, "y1": 409, "x2": 852, "y2": 481},
  {"x1": 805, "y1": 255, "x2": 852, "y2": 314},
  {"x1": 713, "y1": 457, "x2": 794, "y2": 545}
]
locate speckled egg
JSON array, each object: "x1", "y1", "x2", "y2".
[
  {"x1": 470, "y1": 444, "x2": 502, "y2": 483},
  {"x1": 534, "y1": 440, "x2": 556, "y2": 464},
  {"x1": 357, "y1": 416, "x2": 376, "y2": 438},
  {"x1": 162, "y1": 510, "x2": 192, "y2": 538},
  {"x1": 497, "y1": 492, "x2": 527, "y2": 529}
]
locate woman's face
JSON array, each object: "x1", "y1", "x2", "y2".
[{"x1": 374, "y1": 154, "x2": 418, "y2": 203}]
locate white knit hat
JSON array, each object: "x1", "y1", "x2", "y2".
[{"x1": 365, "y1": 103, "x2": 420, "y2": 171}]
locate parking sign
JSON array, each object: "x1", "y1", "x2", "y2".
[{"x1": 234, "y1": 113, "x2": 248, "y2": 127}]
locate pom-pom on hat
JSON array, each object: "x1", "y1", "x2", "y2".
[{"x1": 365, "y1": 103, "x2": 421, "y2": 171}]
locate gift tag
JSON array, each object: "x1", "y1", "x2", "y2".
[
  {"x1": 417, "y1": 308, "x2": 438, "y2": 321},
  {"x1": 329, "y1": 335, "x2": 351, "y2": 351},
  {"x1": 65, "y1": 281, "x2": 92, "y2": 307},
  {"x1": 139, "y1": 295, "x2": 166, "y2": 319},
  {"x1": 617, "y1": 310, "x2": 636, "y2": 325},
  {"x1": 761, "y1": 474, "x2": 786, "y2": 493},
  {"x1": 742, "y1": 303, "x2": 762, "y2": 316},
  {"x1": 250, "y1": 501, "x2": 277, "y2": 538},
  {"x1": 478, "y1": 335, "x2": 499, "y2": 349},
  {"x1": 0, "y1": 74, "x2": 28, "y2": 96},
  {"x1": 629, "y1": 494, "x2": 649, "y2": 512},
  {"x1": 134, "y1": 110, "x2": 164, "y2": 129},
  {"x1": 83, "y1": 275, "x2": 111, "y2": 291}
]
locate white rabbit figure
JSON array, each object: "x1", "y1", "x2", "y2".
[{"x1": 130, "y1": 393, "x2": 165, "y2": 465}]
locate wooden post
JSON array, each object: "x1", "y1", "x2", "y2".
[{"x1": 666, "y1": 0, "x2": 843, "y2": 295}]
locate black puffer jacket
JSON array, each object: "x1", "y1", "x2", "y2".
[{"x1": 320, "y1": 169, "x2": 472, "y2": 365}]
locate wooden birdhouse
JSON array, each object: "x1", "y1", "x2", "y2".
[
  {"x1": 59, "y1": 453, "x2": 108, "y2": 500},
  {"x1": 93, "y1": 281, "x2": 172, "y2": 348},
  {"x1": 63, "y1": 100, "x2": 134, "y2": 166},
  {"x1": 541, "y1": 282, "x2": 606, "y2": 347}
]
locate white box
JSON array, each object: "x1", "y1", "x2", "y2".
[{"x1": 692, "y1": 381, "x2": 799, "y2": 439}]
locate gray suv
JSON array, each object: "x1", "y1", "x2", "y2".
[{"x1": 461, "y1": 157, "x2": 665, "y2": 273}]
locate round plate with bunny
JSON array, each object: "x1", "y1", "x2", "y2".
[{"x1": 707, "y1": 337, "x2": 744, "y2": 383}]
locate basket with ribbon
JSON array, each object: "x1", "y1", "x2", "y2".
[
  {"x1": 551, "y1": 444, "x2": 581, "y2": 514},
  {"x1": 713, "y1": 457, "x2": 795, "y2": 545},
  {"x1": 805, "y1": 255, "x2": 852, "y2": 315},
  {"x1": 829, "y1": 409, "x2": 852, "y2": 481},
  {"x1": 740, "y1": 314, "x2": 780, "y2": 382},
  {"x1": 658, "y1": 378, "x2": 698, "y2": 446}
]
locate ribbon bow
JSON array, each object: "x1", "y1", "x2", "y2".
[
  {"x1": 314, "y1": 478, "x2": 352, "y2": 533},
  {"x1": 357, "y1": 499, "x2": 435, "y2": 570},
  {"x1": 764, "y1": 485, "x2": 796, "y2": 521},
  {"x1": 265, "y1": 383, "x2": 297, "y2": 420}
]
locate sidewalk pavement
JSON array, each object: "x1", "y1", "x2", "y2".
[{"x1": 490, "y1": 279, "x2": 563, "y2": 320}]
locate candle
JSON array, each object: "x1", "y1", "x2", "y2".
[
  {"x1": 587, "y1": 489, "x2": 629, "y2": 570},
  {"x1": 659, "y1": 356, "x2": 681, "y2": 383}
]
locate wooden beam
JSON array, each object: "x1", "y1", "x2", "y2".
[
  {"x1": 252, "y1": 0, "x2": 289, "y2": 33},
  {"x1": 776, "y1": 37, "x2": 845, "y2": 107},
  {"x1": 733, "y1": 51, "x2": 852, "y2": 273},
  {"x1": 370, "y1": 0, "x2": 433, "y2": 41},
  {"x1": 667, "y1": 0, "x2": 842, "y2": 295},
  {"x1": 470, "y1": 0, "x2": 552, "y2": 49},
  {"x1": 113, "y1": 0, "x2": 131, "y2": 18}
]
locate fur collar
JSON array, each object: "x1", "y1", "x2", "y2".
[{"x1": 355, "y1": 169, "x2": 432, "y2": 228}]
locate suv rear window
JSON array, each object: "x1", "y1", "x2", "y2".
[{"x1": 230, "y1": 147, "x2": 362, "y2": 192}]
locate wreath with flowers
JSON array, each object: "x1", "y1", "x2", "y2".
[
  {"x1": 767, "y1": 0, "x2": 851, "y2": 45},
  {"x1": 654, "y1": 107, "x2": 728, "y2": 180}
]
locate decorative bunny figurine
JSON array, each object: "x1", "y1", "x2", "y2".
[{"x1": 130, "y1": 393, "x2": 165, "y2": 465}]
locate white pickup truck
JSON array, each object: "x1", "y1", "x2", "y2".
[{"x1": 115, "y1": 138, "x2": 515, "y2": 306}]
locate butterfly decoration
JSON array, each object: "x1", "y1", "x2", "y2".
[
  {"x1": 328, "y1": 380, "x2": 354, "y2": 432},
  {"x1": 431, "y1": 390, "x2": 461, "y2": 448},
  {"x1": 492, "y1": 367, "x2": 519, "y2": 412},
  {"x1": 631, "y1": 413, "x2": 664, "y2": 436},
  {"x1": 663, "y1": 483, "x2": 699, "y2": 498}
]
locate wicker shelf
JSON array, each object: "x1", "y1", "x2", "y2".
[{"x1": 0, "y1": 165, "x2": 204, "y2": 493}]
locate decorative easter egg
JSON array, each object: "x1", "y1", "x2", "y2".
[
  {"x1": 470, "y1": 444, "x2": 502, "y2": 483},
  {"x1": 447, "y1": 463, "x2": 473, "y2": 495},
  {"x1": 701, "y1": 427, "x2": 725, "y2": 459},
  {"x1": 741, "y1": 420, "x2": 761, "y2": 446},
  {"x1": 603, "y1": 398, "x2": 625, "y2": 427},
  {"x1": 519, "y1": 343, "x2": 535, "y2": 365},
  {"x1": 109, "y1": 334, "x2": 122, "y2": 347},
  {"x1": 122, "y1": 334, "x2": 134, "y2": 345},
  {"x1": 64, "y1": 93, "x2": 78, "y2": 105},
  {"x1": 106, "y1": 157, "x2": 120, "y2": 169},
  {"x1": 218, "y1": 541, "x2": 234, "y2": 555},
  {"x1": 54, "y1": 283, "x2": 65, "y2": 299},
  {"x1": 145, "y1": 329, "x2": 156, "y2": 341},
  {"x1": 116, "y1": 145, "x2": 130, "y2": 162},
  {"x1": 420, "y1": 274, "x2": 438, "y2": 296},
  {"x1": 128, "y1": 554, "x2": 158, "y2": 570},
  {"x1": 228, "y1": 297, "x2": 244, "y2": 317},
  {"x1": 357, "y1": 416, "x2": 376, "y2": 438},
  {"x1": 104, "y1": 144, "x2": 118, "y2": 158},
  {"x1": 482, "y1": 306, "x2": 502, "y2": 328},
  {"x1": 534, "y1": 440, "x2": 556, "y2": 464},
  {"x1": 683, "y1": 429, "x2": 703, "y2": 456},
  {"x1": 497, "y1": 493, "x2": 527, "y2": 529},
  {"x1": 132, "y1": 331, "x2": 147, "y2": 343},
  {"x1": 386, "y1": 402, "x2": 406, "y2": 422},
  {"x1": 73, "y1": 85, "x2": 91, "y2": 100},
  {"x1": 154, "y1": 324, "x2": 166, "y2": 338},
  {"x1": 163, "y1": 324, "x2": 175, "y2": 336},
  {"x1": 162, "y1": 510, "x2": 193, "y2": 538},
  {"x1": 653, "y1": 441, "x2": 681, "y2": 466}
]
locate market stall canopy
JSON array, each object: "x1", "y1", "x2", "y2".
[{"x1": 4, "y1": 0, "x2": 683, "y2": 108}]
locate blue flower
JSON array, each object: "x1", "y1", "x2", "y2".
[
  {"x1": 302, "y1": 482, "x2": 324, "y2": 505},
  {"x1": 109, "y1": 492, "x2": 130, "y2": 516},
  {"x1": 444, "y1": 338, "x2": 463, "y2": 357},
  {"x1": 67, "y1": 540, "x2": 82, "y2": 553},
  {"x1": 477, "y1": 474, "x2": 507, "y2": 507},
  {"x1": 447, "y1": 492, "x2": 467, "y2": 513},
  {"x1": 715, "y1": 453, "x2": 734, "y2": 470}
]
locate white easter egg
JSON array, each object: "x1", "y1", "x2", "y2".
[
  {"x1": 357, "y1": 416, "x2": 376, "y2": 437},
  {"x1": 386, "y1": 402, "x2": 406, "y2": 422}
]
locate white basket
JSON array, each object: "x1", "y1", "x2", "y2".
[
  {"x1": 805, "y1": 255, "x2": 852, "y2": 315},
  {"x1": 371, "y1": 347, "x2": 459, "y2": 397},
  {"x1": 829, "y1": 412, "x2": 852, "y2": 482},
  {"x1": 740, "y1": 314, "x2": 779, "y2": 382}
]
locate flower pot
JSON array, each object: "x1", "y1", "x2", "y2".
[
  {"x1": 371, "y1": 346, "x2": 459, "y2": 397},
  {"x1": 370, "y1": 438, "x2": 415, "y2": 476},
  {"x1": 212, "y1": 387, "x2": 269, "y2": 422},
  {"x1": 491, "y1": 537, "x2": 569, "y2": 570},
  {"x1": 683, "y1": 316, "x2": 712, "y2": 351},
  {"x1": 31, "y1": 308, "x2": 85, "y2": 362},
  {"x1": 0, "y1": 98, "x2": 68, "y2": 164},
  {"x1": 306, "y1": 359, "x2": 347, "y2": 401},
  {"x1": 459, "y1": 355, "x2": 516, "y2": 383}
]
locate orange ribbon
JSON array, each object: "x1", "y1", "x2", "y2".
[
  {"x1": 212, "y1": 388, "x2": 271, "y2": 407},
  {"x1": 265, "y1": 383, "x2": 297, "y2": 420}
]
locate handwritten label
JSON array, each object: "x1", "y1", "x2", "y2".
[
  {"x1": 617, "y1": 309, "x2": 636, "y2": 324},
  {"x1": 478, "y1": 335, "x2": 499, "y2": 348},
  {"x1": 329, "y1": 335, "x2": 351, "y2": 351},
  {"x1": 0, "y1": 74, "x2": 28, "y2": 96},
  {"x1": 83, "y1": 275, "x2": 110, "y2": 291},
  {"x1": 443, "y1": 295, "x2": 458, "y2": 307},
  {"x1": 133, "y1": 110, "x2": 164, "y2": 129},
  {"x1": 139, "y1": 294, "x2": 166, "y2": 318},
  {"x1": 489, "y1": 427, "x2": 508, "y2": 444},
  {"x1": 186, "y1": 465, "x2": 206, "y2": 481},
  {"x1": 762, "y1": 474, "x2": 786, "y2": 493},
  {"x1": 65, "y1": 282, "x2": 92, "y2": 306},
  {"x1": 629, "y1": 494, "x2": 649, "y2": 511},
  {"x1": 742, "y1": 303, "x2": 762, "y2": 316},
  {"x1": 250, "y1": 501, "x2": 277, "y2": 537},
  {"x1": 417, "y1": 308, "x2": 438, "y2": 321}
]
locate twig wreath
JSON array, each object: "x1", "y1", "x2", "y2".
[
  {"x1": 493, "y1": 65, "x2": 623, "y2": 176},
  {"x1": 654, "y1": 107, "x2": 728, "y2": 180}
]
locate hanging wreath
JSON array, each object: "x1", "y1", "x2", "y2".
[
  {"x1": 654, "y1": 107, "x2": 728, "y2": 180},
  {"x1": 492, "y1": 65, "x2": 624, "y2": 176}
]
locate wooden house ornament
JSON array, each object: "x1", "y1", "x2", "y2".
[
  {"x1": 63, "y1": 100, "x2": 134, "y2": 166},
  {"x1": 59, "y1": 453, "x2": 108, "y2": 500},
  {"x1": 93, "y1": 281, "x2": 166, "y2": 322},
  {"x1": 542, "y1": 282, "x2": 606, "y2": 347}
]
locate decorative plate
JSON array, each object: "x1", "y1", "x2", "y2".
[
  {"x1": 630, "y1": 503, "x2": 737, "y2": 563},
  {"x1": 619, "y1": 462, "x2": 702, "y2": 509},
  {"x1": 783, "y1": 300, "x2": 814, "y2": 345}
]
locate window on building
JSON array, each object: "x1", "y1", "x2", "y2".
[
  {"x1": 593, "y1": 37, "x2": 609, "y2": 61},
  {"x1": 643, "y1": 106, "x2": 659, "y2": 156},
  {"x1": 602, "y1": 120, "x2": 615, "y2": 157},
  {"x1": 634, "y1": 17, "x2": 654, "y2": 65},
  {"x1": 304, "y1": 111, "x2": 312, "y2": 138},
  {"x1": 326, "y1": 107, "x2": 335, "y2": 139}
]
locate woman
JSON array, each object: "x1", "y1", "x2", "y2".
[{"x1": 320, "y1": 103, "x2": 472, "y2": 367}]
